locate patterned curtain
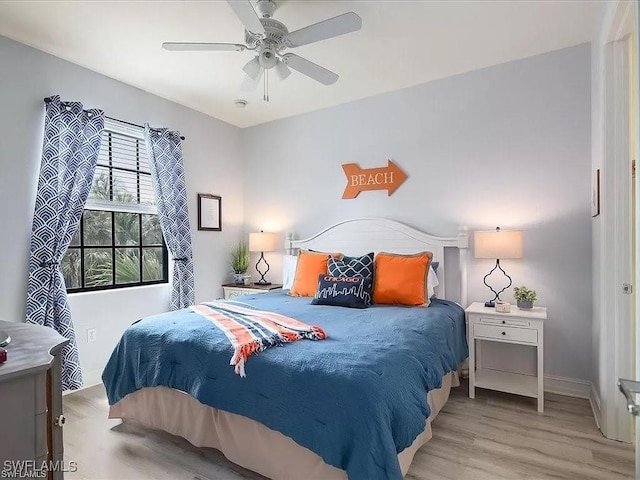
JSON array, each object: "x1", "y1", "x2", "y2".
[
  {"x1": 144, "y1": 125, "x2": 195, "y2": 310},
  {"x1": 26, "y1": 96, "x2": 104, "y2": 390}
]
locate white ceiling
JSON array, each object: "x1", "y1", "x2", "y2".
[{"x1": 0, "y1": 0, "x2": 600, "y2": 128}]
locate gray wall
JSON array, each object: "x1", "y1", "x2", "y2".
[
  {"x1": 0, "y1": 34, "x2": 593, "y2": 384},
  {"x1": 242, "y1": 44, "x2": 593, "y2": 382},
  {"x1": 0, "y1": 36, "x2": 244, "y2": 381}
]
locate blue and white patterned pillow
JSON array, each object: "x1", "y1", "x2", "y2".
[
  {"x1": 312, "y1": 275, "x2": 373, "y2": 308},
  {"x1": 328, "y1": 252, "x2": 374, "y2": 278}
]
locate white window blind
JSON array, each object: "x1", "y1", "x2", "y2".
[{"x1": 86, "y1": 119, "x2": 157, "y2": 214}]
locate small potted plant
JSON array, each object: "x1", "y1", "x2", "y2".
[
  {"x1": 230, "y1": 241, "x2": 249, "y2": 285},
  {"x1": 514, "y1": 286, "x2": 537, "y2": 310}
]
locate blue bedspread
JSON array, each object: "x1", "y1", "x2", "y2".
[{"x1": 102, "y1": 292, "x2": 467, "y2": 479}]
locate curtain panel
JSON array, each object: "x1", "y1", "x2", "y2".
[
  {"x1": 144, "y1": 125, "x2": 195, "y2": 310},
  {"x1": 26, "y1": 96, "x2": 105, "y2": 390}
]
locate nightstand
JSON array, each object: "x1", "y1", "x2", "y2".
[
  {"x1": 222, "y1": 283, "x2": 283, "y2": 300},
  {"x1": 466, "y1": 302, "x2": 546, "y2": 412}
]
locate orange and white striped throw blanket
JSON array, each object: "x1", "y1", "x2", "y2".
[{"x1": 191, "y1": 301, "x2": 327, "y2": 377}]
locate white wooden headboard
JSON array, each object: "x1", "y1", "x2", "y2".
[{"x1": 284, "y1": 218, "x2": 469, "y2": 304}]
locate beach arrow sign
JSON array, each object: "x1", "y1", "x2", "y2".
[{"x1": 341, "y1": 160, "x2": 408, "y2": 199}]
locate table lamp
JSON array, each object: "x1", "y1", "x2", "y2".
[
  {"x1": 249, "y1": 231, "x2": 279, "y2": 285},
  {"x1": 474, "y1": 227, "x2": 523, "y2": 307}
]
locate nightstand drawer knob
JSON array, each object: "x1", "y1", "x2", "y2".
[
  {"x1": 501, "y1": 331, "x2": 506, "y2": 335},
  {"x1": 502, "y1": 320, "x2": 506, "y2": 324}
]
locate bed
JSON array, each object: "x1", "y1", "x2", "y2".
[{"x1": 104, "y1": 218, "x2": 470, "y2": 479}]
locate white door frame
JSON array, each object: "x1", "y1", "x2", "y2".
[
  {"x1": 598, "y1": 0, "x2": 638, "y2": 443},
  {"x1": 635, "y1": 3, "x2": 640, "y2": 468}
]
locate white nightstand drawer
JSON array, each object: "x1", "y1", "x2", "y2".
[
  {"x1": 479, "y1": 316, "x2": 531, "y2": 328},
  {"x1": 474, "y1": 324, "x2": 538, "y2": 344},
  {"x1": 226, "y1": 289, "x2": 255, "y2": 299},
  {"x1": 222, "y1": 283, "x2": 283, "y2": 300}
]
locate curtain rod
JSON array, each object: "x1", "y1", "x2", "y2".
[{"x1": 43, "y1": 97, "x2": 186, "y2": 141}]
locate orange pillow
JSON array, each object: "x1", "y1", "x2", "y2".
[
  {"x1": 372, "y1": 252, "x2": 432, "y2": 306},
  {"x1": 289, "y1": 250, "x2": 342, "y2": 297}
]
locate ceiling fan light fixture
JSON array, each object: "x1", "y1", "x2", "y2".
[
  {"x1": 243, "y1": 56, "x2": 262, "y2": 80},
  {"x1": 274, "y1": 59, "x2": 291, "y2": 80},
  {"x1": 258, "y1": 47, "x2": 278, "y2": 69}
]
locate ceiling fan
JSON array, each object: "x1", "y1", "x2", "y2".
[{"x1": 162, "y1": 0, "x2": 362, "y2": 101}]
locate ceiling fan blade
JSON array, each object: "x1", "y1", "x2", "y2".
[
  {"x1": 241, "y1": 68, "x2": 263, "y2": 91},
  {"x1": 274, "y1": 59, "x2": 291, "y2": 80},
  {"x1": 162, "y1": 42, "x2": 246, "y2": 52},
  {"x1": 282, "y1": 53, "x2": 338, "y2": 85},
  {"x1": 286, "y1": 12, "x2": 361, "y2": 48},
  {"x1": 227, "y1": 0, "x2": 265, "y2": 35}
]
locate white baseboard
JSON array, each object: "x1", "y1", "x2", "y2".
[
  {"x1": 63, "y1": 368, "x2": 103, "y2": 396},
  {"x1": 589, "y1": 382, "x2": 602, "y2": 430},
  {"x1": 544, "y1": 374, "x2": 592, "y2": 399},
  {"x1": 544, "y1": 375, "x2": 602, "y2": 429}
]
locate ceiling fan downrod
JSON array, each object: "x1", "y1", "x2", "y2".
[{"x1": 255, "y1": 0, "x2": 277, "y2": 19}]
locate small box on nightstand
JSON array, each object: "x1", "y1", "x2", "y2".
[{"x1": 495, "y1": 301, "x2": 511, "y2": 313}]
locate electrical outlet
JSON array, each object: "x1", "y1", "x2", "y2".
[{"x1": 87, "y1": 328, "x2": 97, "y2": 343}]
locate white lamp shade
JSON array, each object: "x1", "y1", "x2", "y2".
[
  {"x1": 474, "y1": 230, "x2": 523, "y2": 259},
  {"x1": 249, "y1": 232, "x2": 279, "y2": 252}
]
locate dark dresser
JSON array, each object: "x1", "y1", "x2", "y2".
[{"x1": 0, "y1": 320, "x2": 68, "y2": 479}]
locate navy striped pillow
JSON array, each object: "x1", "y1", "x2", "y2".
[{"x1": 328, "y1": 252, "x2": 374, "y2": 278}]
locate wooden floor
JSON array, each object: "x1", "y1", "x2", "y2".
[{"x1": 63, "y1": 381, "x2": 634, "y2": 479}]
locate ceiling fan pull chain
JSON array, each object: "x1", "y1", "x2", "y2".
[{"x1": 263, "y1": 68, "x2": 269, "y2": 102}]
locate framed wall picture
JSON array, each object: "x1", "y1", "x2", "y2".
[
  {"x1": 591, "y1": 169, "x2": 600, "y2": 217},
  {"x1": 198, "y1": 194, "x2": 222, "y2": 231}
]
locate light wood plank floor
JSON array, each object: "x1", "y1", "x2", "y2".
[{"x1": 63, "y1": 381, "x2": 634, "y2": 479}]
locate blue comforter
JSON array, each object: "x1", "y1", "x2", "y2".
[{"x1": 103, "y1": 292, "x2": 467, "y2": 479}]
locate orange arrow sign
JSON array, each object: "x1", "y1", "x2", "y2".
[{"x1": 342, "y1": 160, "x2": 408, "y2": 199}]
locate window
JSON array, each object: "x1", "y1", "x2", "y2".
[{"x1": 62, "y1": 120, "x2": 168, "y2": 292}]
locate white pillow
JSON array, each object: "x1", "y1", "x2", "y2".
[
  {"x1": 427, "y1": 265, "x2": 440, "y2": 299},
  {"x1": 282, "y1": 254, "x2": 298, "y2": 290}
]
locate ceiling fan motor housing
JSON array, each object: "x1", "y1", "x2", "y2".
[{"x1": 245, "y1": 18, "x2": 288, "y2": 50}]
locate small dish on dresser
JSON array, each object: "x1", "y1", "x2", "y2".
[{"x1": 0, "y1": 331, "x2": 11, "y2": 347}]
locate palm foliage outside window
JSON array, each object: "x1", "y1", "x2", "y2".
[{"x1": 61, "y1": 122, "x2": 168, "y2": 292}]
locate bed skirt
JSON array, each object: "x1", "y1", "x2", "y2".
[{"x1": 109, "y1": 371, "x2": 459, "y2": 479}]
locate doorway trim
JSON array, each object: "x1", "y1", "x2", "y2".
[{"x1": 597, "y1": 0, "x2": 639, "y2": 443}]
